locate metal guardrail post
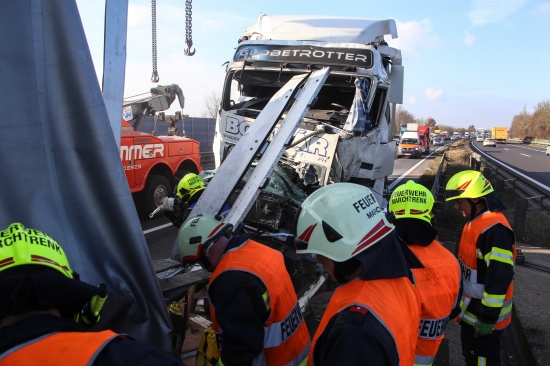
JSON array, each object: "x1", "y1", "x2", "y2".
[
  {"x1": 431, "y1": 151, "x2": 447, "y2": 207},
  {"x1": 514, "y1": 198, "x2": 528, "y2": 240},
  {"x1": 495, "y1": 179, "x2": 505, "y2": 192}
]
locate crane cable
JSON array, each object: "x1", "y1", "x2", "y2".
[{"x1": 151, "y1": 0, "x2": 159, "y2": 82}]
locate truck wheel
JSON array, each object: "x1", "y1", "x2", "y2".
[{"x1": 141, "y1": 175, "x2": 171, "y2": 218}]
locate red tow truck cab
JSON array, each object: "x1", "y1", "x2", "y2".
[
  {"x1": 417, "y1": 126, "x2": 431, "y2": 154},
  {"x1": 120, "y1": 84, "x2": 202, "y2": 217},
  {"x1": 120, "y1": 130, "x2": 201, "y2": 216}
]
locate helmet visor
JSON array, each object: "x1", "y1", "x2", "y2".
[{"x1": 445, "y1": 189, "x2": 464, "y2": 200}]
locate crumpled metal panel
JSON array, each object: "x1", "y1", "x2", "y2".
[{"x1": 0, "y1": 0, "x2": 171, "y2": 351}]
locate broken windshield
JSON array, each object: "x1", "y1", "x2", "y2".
[{"x1": 224, "y1": 70, "x2": 374, "y2": 125}]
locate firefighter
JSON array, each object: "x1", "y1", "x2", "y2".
[
  {"x1": 445, "y1": 170, "x2": 515, "y2": 366},
  {"x1": 176, "y1": 213, "x2": 310, "y2": 366},
  {"x1": 389, "y1": 180, "x2": 462, "y2": 365},
  {"x1": 0, "y1": 223, "x2": 182, "y2": 365},
  {"x1": 165, "y1": 172, "x2": 207, "y2": 228},
  {"x1": 164, "y1": 172, "x2": 207, "y2": 354},
  {"x1": 294, "y1": 183, "x2": 422, "y2": 366}
]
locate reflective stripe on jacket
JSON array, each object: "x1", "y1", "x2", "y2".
[
  {"x1": 309, "y1": 277, "x2": 420, "y2": 366},
  {"x1": 409, "y1": 240, "x2": 462, "y2": 366},
  {"x1": 209, "y1": 240, "x2": 310, "y2": 366},
  {"x1": 457, "y1": 210, "x2": 515, "y2": 329},
  {"x1": 0, "y1": 330, "x2": 119, "y2": 365}
]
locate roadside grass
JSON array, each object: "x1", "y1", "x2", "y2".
[{"x1": 418, "y1": 140, "x2": 549, "y2": 248}]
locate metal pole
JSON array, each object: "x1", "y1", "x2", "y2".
[{"x1": 102, "y1": 0, "x2": 129, "y2": 149}]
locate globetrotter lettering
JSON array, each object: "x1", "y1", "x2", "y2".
[
  {"x1": 120, "y1": 144, "x2": 164, "y2": 161},
  {"x1": 280, "y1": 304, "x2": 303, "y2": 341},
  {"x1": 418, "y1": 317, "x2": 447, "y2": 339},
  {"x1": 235, "y1": 45, "x2": 374, "y2": 68},
  {"x1": 238, "y1": 48, "x2": 370, "y2": 63},
  {"x1": 390, "y1": 189, "x2": 428, "y2": 205}
]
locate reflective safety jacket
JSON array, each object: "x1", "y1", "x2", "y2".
[
  {"x1": 309, "y1": 277, "x2": 420, "y2": 366},
  {"x1": 209, "y1": 240, "x2": 310, "y2": 366},
  {"x1": 409, "y1": 240, "x2": 462, "y2": 366},
  {"x1": 0, "y1": 330, "x2": 120, "y2": 365},
  {"x1": 456, "y1": 210, "x2": 515, "y2": 329}
]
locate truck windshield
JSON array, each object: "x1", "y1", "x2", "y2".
[
  {"x1": 401, "y1": 138, "x2": 418, "y2": 144},
  {"x1": 223, "y1": 69, "x2": 379, "y2": 126}
]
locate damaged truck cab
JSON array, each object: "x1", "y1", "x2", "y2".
[{"x1": 213, "y1": 15, "x2": 404, "y2": 203}]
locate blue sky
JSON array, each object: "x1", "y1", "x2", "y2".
[{"x1": 76, "y1": 0, "x2": 550, "y2": 130}]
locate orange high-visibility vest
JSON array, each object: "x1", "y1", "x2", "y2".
[
  {"x1": 309, "y1": 277, "x2": 420, "y2": 366},
  {"x1": 409, "y1": 240, "x2": 461, "y2": 366},
  {"x1": 457, "y1": 210, "x2": 515, "y2": 329},
  {"x1": 209, "y1": 240, "x2": 310, "y2": 366},
  {"x1": 0, "y1": 330, "x2": 120, "y2": 365}
]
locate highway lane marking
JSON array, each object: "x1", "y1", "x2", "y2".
[
  {"x1": 143, "y1": 222, "x2": 173, "y2": 234},
  {"x1": 520, "y1": 153, "x2": 531, "y2": 157},
  {"x1": 388, "y1": 151, "x2": 438, "y2": 191}
]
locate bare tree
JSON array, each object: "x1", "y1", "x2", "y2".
[
  {"x1": 532, "y1": 100, "x2": 550, "y2": 139},
  {"x1": 396, "y1": 106, "x2": 416, "y2": 132},
  {"x1": 509, "y1": 106, "x2": 531, "y2": 139},
  {"x1": 201, "y1": 91, "x2": 222, "y2": 118}
]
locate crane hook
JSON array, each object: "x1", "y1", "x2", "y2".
[{"x1": 184, "y1": 45, "x2": 196, "y2": 56}]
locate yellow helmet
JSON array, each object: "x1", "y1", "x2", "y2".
[
  {"x1": 0, "y1": 223, "x2": 74, "y2": 279},
  {"x1": 176, "y1": 173, "x2": 205, "y2": 199},
  {"x1": 176, "y1": 214, "x2": 233, "y2": 264},
  {"x1": 389, "y1": 180, "x2": 434, "y2": 224},
  {"x1": 295, "y1": 183, "x2": 393, "y2": 262},
  {"x1": 445, "y1": 170, "x2": 493, "y2": 201}
]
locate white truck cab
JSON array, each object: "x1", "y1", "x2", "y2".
[{"x1": 213, "y1": 15, "x2": 404, "y2": 203}]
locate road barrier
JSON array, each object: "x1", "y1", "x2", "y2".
[{"x1": 469, "y1": 142, "x2": 550, "y2": 241}]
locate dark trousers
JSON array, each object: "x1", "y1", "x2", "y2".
[{"x1": 460, "y1": 322, "x2": 503, "y2": 366}]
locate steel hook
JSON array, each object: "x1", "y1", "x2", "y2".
[
  {"x1": 151, "y1": 71, "x2": 159, "y2": 83},
  {"x1": 184, "y1": 46, "x2": 196, "y2": 56}
]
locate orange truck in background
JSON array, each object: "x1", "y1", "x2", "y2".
[
  {"x1": 121, "y1": 84, "x2": 202, "y2": 217},
  {"x1": 491, "y1": 126, "x2": 508, "y2": 144}
]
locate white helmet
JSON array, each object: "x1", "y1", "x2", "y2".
[
  {"x1": 295, "y1": 183, "x2": 394, "y2": 262},
  {"x1": 176, "y1": 213, "x2": 233, "y2": 264}
]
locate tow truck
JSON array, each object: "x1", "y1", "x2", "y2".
[{"x1": 121, "y1": 84, "x2": 201, "y2": 217}]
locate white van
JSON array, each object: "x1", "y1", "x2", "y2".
[{"x1": 397, "y1": 131, "x2": 421, "y2": 158}]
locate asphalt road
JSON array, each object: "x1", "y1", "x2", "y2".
[{"x1": 472, "y1": 141, "x2": 550, "y2": 187}]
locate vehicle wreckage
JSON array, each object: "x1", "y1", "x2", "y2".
[{"x1": 172, "y1": 15, "x2": 405, "y2": 313}]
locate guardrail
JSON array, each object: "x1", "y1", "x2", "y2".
[
  {"x1": 469, "y1": 142, "x2": 550, "y2": 240},
  {"x1": 430, "y1": 150, "x2": 446, "y2": 203}
]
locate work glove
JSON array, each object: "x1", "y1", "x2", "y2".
[{"x1": 474, "y1": 320, "x2": 494, "y2": 337}]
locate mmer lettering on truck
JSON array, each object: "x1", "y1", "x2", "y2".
[
  {"x1": 120, "y1": 144, "x2": 164, "y2": 161},
  {"x1": 223, "y1": 118, "x2": 330, "y2": 158}
]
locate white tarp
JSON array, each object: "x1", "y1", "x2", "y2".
[{"x1": 344, "y1": 78, "x2": 371, "y2": 133}]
